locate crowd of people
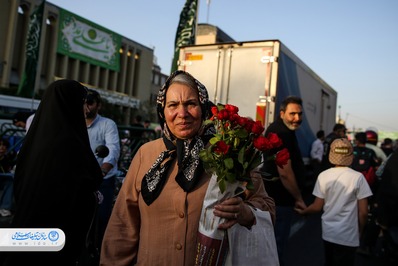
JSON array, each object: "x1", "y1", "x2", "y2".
[{"x1": 0, "y1": 71, "x2": 397, "y2": 265}]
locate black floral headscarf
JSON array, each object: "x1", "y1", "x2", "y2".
[
  {"x1": 156, "y1": 70, "x2": 210, "y2": 128},
  {"x1": 141, "y1": 70, "x2": 215, "y2": 205}
]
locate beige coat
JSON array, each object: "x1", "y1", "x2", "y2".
[{"x1": 100, "y1": 138, "x2": 275, "y2": 265}]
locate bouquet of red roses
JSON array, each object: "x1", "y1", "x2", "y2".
[
  {"x1": 195, "y1": 103, "x2": 289, "y2": 266},
  {"x1": 200, "y1": 103, "x2": 289, "y2": 192}
]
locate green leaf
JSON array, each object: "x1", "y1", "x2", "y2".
[
  {"x1": 215, "y1": 133, "x2": 223, "y2": 139},
  {"x1": 199, "y1": 149, "x2": 210, "y2": 162},
  {"x1": 233, "y1": 137, "x2": 240, "y2": 149},
  {"x1": 217, "y1": 103, "x2": 225, "y2": 110},
  {"x1": 236, "y1": 128, "x2": 248, "y2": 138},
  {"x1": 243, "y1": 161, "x2": 249, "y2": 169},
  {"x1": 209, "y1": 136, "x2": 220, "y2": 145},
  {"x1": 203, "y1": 119, "x2": 214, "y2": 126},
  {"x1": 249, "y1": 155, "x2": 262, "y2": 169},
  {"x1": 238, "y1": 146, "x2": 246, "y2": 164},
  {"x1": 225, "y1": 172, "x2": 236, "y2": 182},
  {"x1": 218, "y1": 179, "x2": 226, "y2": 193},
  {"x1": 224, "y1": 157, "x2": 234, "y2": 169},
  {"x1": 216, "y1": 173, "x2": 223, "y2": 182}
]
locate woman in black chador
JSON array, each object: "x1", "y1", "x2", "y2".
[{"x1": 2, "y1": 80, "x2": 103, "y2": 266}]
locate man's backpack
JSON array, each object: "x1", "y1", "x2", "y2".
[{"x1": 352, "y1": 147, "x2": 377, "y2": 186}]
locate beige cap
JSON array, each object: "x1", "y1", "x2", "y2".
[{"x1": 329, "y1": 138, "x2": 353, "y2": 166}]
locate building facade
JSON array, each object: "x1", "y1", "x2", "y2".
[
  {"x1": 196, "y1": 23, "x2": 235, "y2": 45},
  {"x1": 0, "y1": 0, "x2": 155, "y2": 125}
]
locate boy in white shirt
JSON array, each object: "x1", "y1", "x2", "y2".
[{"x1": 296, "y1": 138, "x2": 373, "y2": 266}]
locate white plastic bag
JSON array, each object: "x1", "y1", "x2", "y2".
[
  {"x1": 227, "y1": 209, "x2": 279, "y2": 266},
  {"x1": 195, "y1": 174, "x2": 279, "y2": 266},
  {"x1": 195, "y1": 174, "x2": 242, "y2": 266}
]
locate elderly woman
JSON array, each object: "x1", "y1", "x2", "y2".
[{"x1": 100, "y1": 71, "x2": 275, "y2": 265}]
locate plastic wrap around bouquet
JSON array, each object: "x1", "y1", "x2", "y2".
[{"x1": 194, "y1": 104, "x2": 289, "y2": 266}]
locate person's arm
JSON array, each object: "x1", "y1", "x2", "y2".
[
  {"x1": 101, "y1": 120, "x2": 121, "y2": 174},
  {"x1": 277, "y1": 159, "x2": 307, "y2": 209},
  {"x1": 215, "y1": 171, "x2": 275, "y2": 229},
  {"x1": 245, "y1": 171, "x2": 276, "y2": 220},
  {"x1": 316, "y1": 142, "x2": 324, "y2": 162},
  {"x1": 310, "y1": 141, "x2": 322, "y2": 162},
  {"x1": 295, "y1": 197, "x2": 324, "y2": 215},
  {"x1": 358, "y1": 197, "x2": 369, "y2": 236}
]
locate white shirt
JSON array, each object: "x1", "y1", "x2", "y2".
[
  {"x1": 366, "y1": 143, "x2": 387, "y2": 162},
  {"x1": 87, "y1": 114, "x2": 120, "y2": 179},
  {"x1": 25, "y1": 113, "x2": 35, "y2": 133},
  {"x1": 310, "y1": 138, "x2": 324, "y2": 162},
  {"x1": 313, "y1": 167, "x2": 372, "y2": 246}
]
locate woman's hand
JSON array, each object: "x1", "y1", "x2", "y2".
[{"x1": 213, "y1": 197, "x2": 255, "y2": 229}]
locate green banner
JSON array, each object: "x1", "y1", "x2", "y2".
[
  {"x1": 57, "y1": 9, "x2": 121, "y2": 72},
  {"x1": 17, "y1": 1, "x2": 45, "y2": 98},
  {"x1": 170, "y1": 0, "x2": 198, "y2": 73}
]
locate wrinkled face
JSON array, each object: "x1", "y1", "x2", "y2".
[
  {"x1": 164, "y1": 83, "x2": 202, "y2": 139},
  {"x1": 280, "y1": 103, "x2": 303, "y2": 131}
]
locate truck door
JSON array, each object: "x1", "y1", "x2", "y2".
[
  {"x1": 179, "y1": 43, "x2": 275, "y2": 121},
  {"x1": 224, "y1": 44, "x2": 274, "y2": 121},
  {"x1": 179, "y1": 46, "x2": 225, "y2": 105}
]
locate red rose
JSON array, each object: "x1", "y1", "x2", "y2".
[
  {"x1": 275, "y1": 148, "x2": 290, "y2": 168},
  {"x1": 225, "y1": 104, "x2": 239, "y2": 115},
  {"x1": 251, "y1": 121, "x2": 265, "y2": 135},
  {"x1": 253, "y1": 135, "x2": 272, "y2": 151},
  {"x1": 214, "y1": 140, "x2": 230, "y2": 155},
  {"x1": 243, "y1": 119, "x2": 254, "y2": 132},
  {"x1": 217, "y1": 109, "x2": 229, "y2": 120},
  {"x1": 267, "y1": 132, "x2": 283, "y2": 148},
  {"x1": 237, "y1": 116, "x2": 249, "y2": 127},
  {"x1": 229, "y1": 113, "x2": 239, "y2": 122},
  {"x1": 211, "y1": 106, "x2": 218, "y2": 116}
]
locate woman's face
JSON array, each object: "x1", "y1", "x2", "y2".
[{"x1": 164, "y1": 82, "x2": 202, "y2": 139}]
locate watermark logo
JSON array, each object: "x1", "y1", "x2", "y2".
[{"x1": 0, "y1": 229, "x2": 65, "y2": 251}]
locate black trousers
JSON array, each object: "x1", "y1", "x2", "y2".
[{"x1": 323, "y1": 240, "x2": 357, "y2": 266}]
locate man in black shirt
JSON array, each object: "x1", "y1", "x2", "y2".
[{"x1": 262, "y1": 96, "x2": 307, "y2": 265}]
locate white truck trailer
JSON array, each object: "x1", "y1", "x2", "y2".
[{"x1": 177, "y1": 40, "x2": 337, "y2": 160}]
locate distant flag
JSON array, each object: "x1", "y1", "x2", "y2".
[
  {"x1": 170, "y1": 0, "x2": 198, "y2": 73},
  {"x1": 17, "y1": 0, "x2": 45, "y2": 98},
  {"x1": 206, "y1": 0, "x2": 211, "y2": 23}
]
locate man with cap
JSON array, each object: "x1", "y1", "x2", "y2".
[{"x1": 295, "y1": 138, "x2": 373, "y2": 265}]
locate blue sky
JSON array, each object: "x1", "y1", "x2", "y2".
[{"x1": 48, "y1": 0, "x2": 398, "y2": 132}]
